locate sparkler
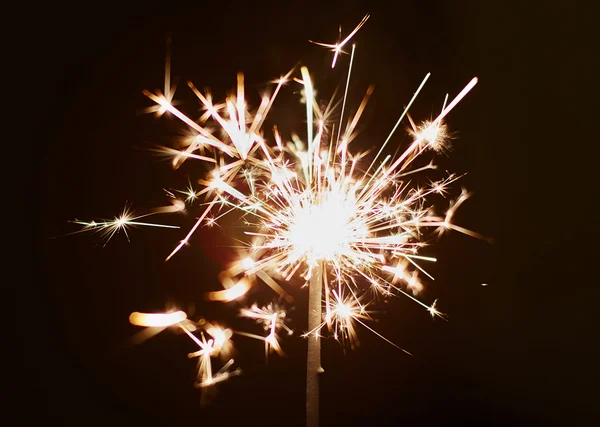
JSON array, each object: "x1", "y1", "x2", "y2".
[{"x1": 74, "y1": 14, "x2": 479, "y2": 427}]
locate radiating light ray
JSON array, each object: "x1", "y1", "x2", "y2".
[
  {"x1": 309, "y1": 14, "x2": 370, "y2": 68},
  {"x1": 353, "y1": 317, "x2": 413, "y2": 356},
  {"x1": 165, "y1": 195, "x2": 219, "y2": 261},
  {"x1": 336, "y1": 44, "x2": 356, "y2": 146},
  {"x1": 362, "y1": 72, "x2": 431, "y2": 185},
  {"x1": 71, "y1": 205, "x2": 179, "y2": 245},
  {"x1": 147, "y1": 145, "x2": 217, "y2": 165}
]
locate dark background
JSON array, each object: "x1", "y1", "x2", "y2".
[{"x1": 29, "y1": 0, "x2": 598, "y2": 426}]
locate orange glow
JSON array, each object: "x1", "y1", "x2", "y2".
[{"x1": 129, "y1": 311, "x2": 187, "y2": 327}]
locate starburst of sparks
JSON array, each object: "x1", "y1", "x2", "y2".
[
  {"x1": 70, "y1": 204, "x2": 180, "y2": 245},
  {"x1": 130, "y1": 311, "x2": 241, "y2": 388},
  {"x1": 77, "y1": 14, "x2": 480, "y2": 390},
  {"x1": 239, "y1": 303, "x2": 293, "y2": 357},
  {"x1": 159, "y1": 65, "x2": 478, "y2": 329}
]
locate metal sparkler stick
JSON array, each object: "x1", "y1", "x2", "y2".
[{"x1": 307, "y1": 261, "x2": 325, "y2": 427}]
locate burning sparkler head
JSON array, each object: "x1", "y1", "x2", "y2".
[
  {"x1": 333, "y1": 300, "x2": 354, "y2": 320},
  {"x1": 280, "y1": 185, "x2": 367, "y2": 266}
]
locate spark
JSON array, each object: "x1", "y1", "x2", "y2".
[
  {"x1": 412, "y1": 120, "x2": 451, "y2": 153},
  {"x1": 309, "y1": 14, "x2": 370, "y2": 68},
  {"x1": 427, "y1": 299, "x2": 446, "y2": 319},
  {"x1": 182, "y1": 324, "x2": 238, "y2": 388},
  {"x1": 240, "y1": 303, "x2": 293, "y2": 357},
  {"x1": 306, "y1": 290, "x2": 367, "y2": 349},
  {"x1": 71, "y1": 205, "x2": 179, "y2": 245}
]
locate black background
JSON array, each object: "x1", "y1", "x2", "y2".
[{"x1": 29, "y1": 1, "x2": 599, "y2": 426}]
